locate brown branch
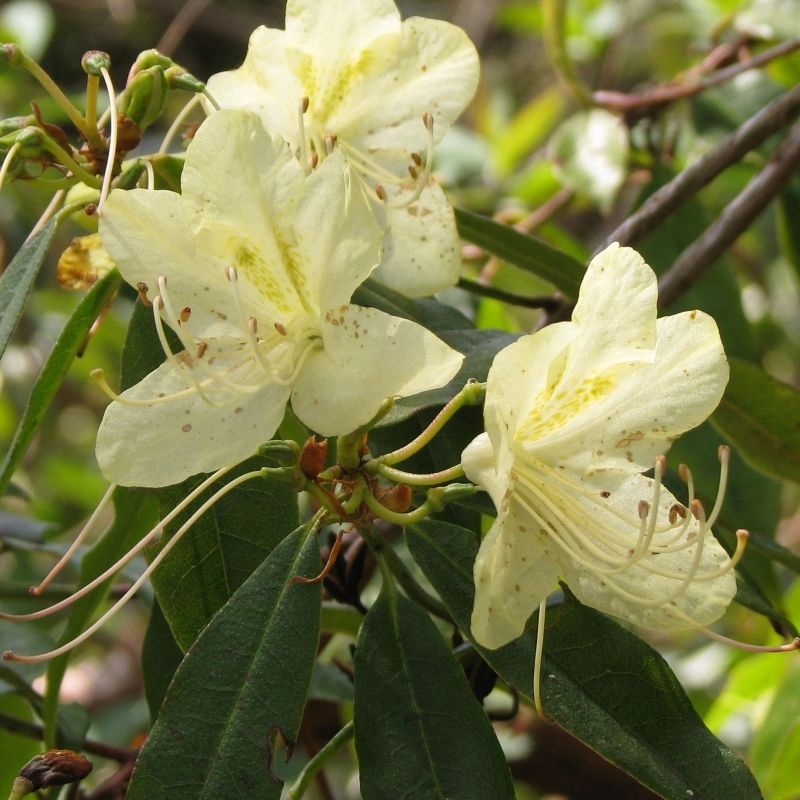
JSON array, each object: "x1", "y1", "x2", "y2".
[
  {"x1": 658, "y1": 118, "x2": 800, "y2": 306},
  {"x1": 598, "y1": 81, "x2": 800, "y2": 254},
  {"x1": 0, "y1": 712, "x2": 137, "y2": 763},
  {"x1": 157, "y1": 0, "x2": 215, "y2": 57},
  {"x1": 594, "y1": 38, "x2": 800, "y2": 114},
  {"x1": 458, "y1": 278, "x2": 563, "y2": 310}
]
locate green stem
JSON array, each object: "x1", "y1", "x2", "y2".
[
  {"x1": 372, "y1": 462, "x2": 465, "y2": 486},
  {"x1": 458, "y1": 277, "x2": 562, "y2": 310},
  {"x1": 40, "y1": 136, "x2": 102, "y2": 188},
  {"x1": 359, "y1": 524, "x2": 452, "y2": 623},
  {"x1": 337, "y1": 398, "x2": 395, "y2": 469},
  {"x1": 21, "y1": 176, "x2": 81, "y2": 191},
  {"x1": 379, "y1": 382, "x2": 484, "y2": 467},
  {"x1": 286, "y1": 721, "x2": 355, "y2": 800},
  {"x1": 362, "y1": 490, "x2": 435, "y2": 526},
  {"x1": 542, "y1": 0, "x2": 591, "y2": 105},
  {"x1": 15, "y1": 51, "x2": 93, "y2": 139}
]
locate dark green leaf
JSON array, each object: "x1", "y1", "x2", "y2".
[
  {"x1": 127, "y1": 523, "x2": 322, "y2": 800},
  {"x1": 43, "y1": 487, "x2": 159, "y2": 746},
  {"x1": 777, "y1": 175, "x2": 800, "y2": 282},
  {"x1": 0, "y1": 218, "x2": 58, "y2": 361},
  {"x1": 0, "y1": 269, "x2": 122, "y2": 496},
  {"x1": 150, "y1": 458, "x2": 300, "y2": 652},
  {"x1": 352, "y1": 277, "x2": 472, "y2": 332},
  {"x1": 353, "y1": 582, "x2": 515, "y2": 800},
  {"x1": 141, "y1": 599, "x2": 184, "y2": 722},
  {"x1": 454, "y1": 207, "x2": 585, "y2": 298},
  {"x1": 309, "y1": 662, "x2": 354, "y2": 703},
  {"x1": 712, "y1": 358, "x2": 800, "y2": 485},
  {"x1": 406, "y1": 520, "x2": 763, "y2": 800}
]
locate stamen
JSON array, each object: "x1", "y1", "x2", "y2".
[
  {"x1": 698, "y1": 630, "x2": 800, "y2": 653},
  {"x1": 275, "y1": 323, "x2": 287, "y2": 336},
  {"x1": 325, "y1": 135, "x2": 335, "y2": 155},
  {"x1": 298, "y1": 97, "x2": 311, "y2": 175},
  {"x1": 202, "y1": 88, "x2": 221, "y2": 111},
  {"x1": 96, "y1": 67, "x2": 118, "y2": 215},
  {"x1": 533, "y1": 598, "x2": 552, "y2": 722},
  {"x1": 197, "y1": 341, "x2": 207, "y2": 359},
  {"x1": 90, "y1": 367, "x2": 196, "y2": 406},
  {"x1": 411, "y1": 152, "x2": 422, "y2": 167},
  {"x1": 0, "y1": 466, "x2": 235, "y2": 622},
  {"x1": 309, "y1": 153, "x2": 319, "y2": 170},
  {"x1": 159, "y1": 94, "x2": 203, "y2": 155},
  {"x1": 144, "y1": 159, "x2": 155, "y2": 191},
  {"x1": 375, "y1": 185, "x2": 386, "y2": 202},
  {"x1": 180, "y1": 306, "x2": 191, "y2": 324},
  {"x1": 1, "y1": 468, "x2": 259, "y2": 661},
  {"x1": 384, "y1": 112, "x2": 435, "y2": 209},
  {"x1": 408, "y1": 165, "x2": 418, "y2": 179},
  {"x1": 705, "y1": 446, "x2": 730, "y2": 528},
  {"x1": 30, "y1": 484, "x2": 117, "y2": 595}
]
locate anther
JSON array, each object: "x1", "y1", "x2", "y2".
[
  {"x1": 301, "y1": 96, "x2": 309, "y2": 114},
  {"x1": 247, "y1": 316, "x2": 258, "y2": 334},
  {"x1": 136, "y1": 281, "x2": 152, "y2": 306},
  {"x1": 408, "y1": 165, "x2": 418, "y2": 179},
  {"x1": 637, "y1": 500, "x2": 649, "y2": 519},
  {"x1": 411, "y1": 153, "x2": 422, "y2": 167},
  {"x1": 179, "y1": 306, "x2": 191, "y2": 323},
  {"x1": 309, "y1": 153, "x2": 318, "y2": 169},
  {"x1": 275, "y1": 322, "x2": 287, "y2": 336},
  {"x1": 689, "y1": 499, "x2": 704, "y2": 522},
  {"x1": 225, "y1": 266, "x2": 237, "y2": 282},
  {"x1": 325, "y1": 135, "x2": 335, "y2": 155},
  {"x1": 196, "y1": 342, "x2": 207, "y2": 359},
  {"x1": 375, "y1": 184, "x2": 386, "y2": 201},
  {"x1": 297, "y1": 97, "x2": 311, "y2": 175},
  {"x1": 679, "y1": 464, "x2": 689, "y2": 482}
]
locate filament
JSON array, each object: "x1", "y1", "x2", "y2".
[
  {"x1": 202, "y1": 87, "x2": 221, "y2": 111},
  {"x1": 298, "y1": 97, "x2": 311, "y2": 175},
  {"x1": 0, "y1": 142, "x2": 21, "y2": 193},
  {"x1": 533, "y1": 598, "x2": 552, "y2": 722},
  {"x1": 143, "y1": 159, "x2": 155, "y2": 191},
  {"x1": 384, "y1": 113, "x2": 435, "y2": 209},
  {"x1": 0, "y1": 465, "x2": 235, "y2": 623},
  {"x1": 159, "y1": 94, "x2": 203, "y2": 154},
  {"x1": 96, "y1": 66, "x2": 118, "y2": 215},
  {"x1": 2, "y1": 468, "x2": 258, "y2": 662},
  {"x1": 30, "y1": 484, "x2": 117, "y2": 595}
]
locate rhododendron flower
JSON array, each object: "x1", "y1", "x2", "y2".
[
  {"x1": 462, "y1": 244, "x2": 738, "y2": 651},
  {"x1": 95, "y1": 110, "x2": 463, "y2": 488},
  {"x1": 206, "y1": 0, "x2": 479, "y2": 298}
]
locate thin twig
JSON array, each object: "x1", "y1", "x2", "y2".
[
  {"x1": 658, "y1": 118, "x2": 800, "y2": 306},
  {"x1": 599, "y1": 81, "x2": 800, "y2": 254},
  {"x1": 458, "y1": 278, "x2": 562, "y2": 310},
  {"x1": 594, "y1": 38, "x2": 800, "y2": 114},
  {"x1": 157, "y1": 0, "x2": 215, "y2": 56},
  {"x1": 0, "y1": 712, "x2": 137, "y2": 762}
]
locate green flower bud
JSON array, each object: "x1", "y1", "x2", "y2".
[
  {"x1": 114, "y1": 158, "x2": 146, "y2": 190},
  {"x1": 130, "y1": 49, "x2": 173, "y2": 78},
  {"x1": 14, "y1": 126, "x2": 45, "y2": 157},
  {"x1": 0, "y1": 116, "x2": 34, "y2": 136},
  {"x1": 120, "y1": 66, "x2": 168, "y2": 130},
  {"x1": 81, "y1": 50, "x2": 111, "y2": 76},
  {"x1": 165, "y1": 66, "x2": 205, "y2": 94},
  {"x1": 258, "y1": 439, "x2": 301, "y2": 467}
]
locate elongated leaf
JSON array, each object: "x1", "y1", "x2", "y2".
[
  {"x1": 120, "y1": 299, "x2": 300, "y2": 651},
  {"x1": 141, "y1": 599, "x2": 184, "y2": 722},
  {"x1": 354, "y1": 583, "x2": 515, "y2": 800},
  {"x1": 454, "y1": 207, "x2": 584, "y2": 298},
  {"x1": 0, "y1": 218, "x2": 58, "y2": 360},
  {"x1": 0, "y1": 269, "x2": 122, "y2": 495},
  {"x1": 712, "y1": 358, "x2": 800, "y2": 485},
  {"x1": 127, "y1": 523, "x2": 322, "y2": 800},
  {"x1": 43, "y1": 487, "x2": 159, "y2": 746},
  {"x1": 406, "y1": 520, "x2": 762, "y2": 800}
]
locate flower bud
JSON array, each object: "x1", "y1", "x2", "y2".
[
  {"x1": 114, "y1": 158, "x2": 146, "y2": 190},
  {"x1": 18, "y1": 750, "x2": 92, "y2": 792},
  {"x1": 300, "y1": 436, "x2": 328, "y2": 480},
  {"x1": 129, "y1": 48, "x2": 172, "y2": 80},
  {"x1": 81, "y1": 50, "x2": 111, "y2": 76},
  {"x1": 0, "y1": 116, "x2": 35, "y2": 136},
  {"x1": 258, "y1": 439, "x2": 301, "y2": 467},
  {"x1": 120, "y1": 66, "x2": 168, "y2": 131},
  {"x1": 165, "y1": 66, "x2": 205, "y2": 94}
]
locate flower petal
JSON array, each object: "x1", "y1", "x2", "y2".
[
  {"x1": 372, "y1": 180, "x2": 461, "y2": 297},
  {"x1": 472, "y1": 501, "x2": 563, "y2": 650},
  {"x1": 181, "y1": 110, "x2": 311, "y2": 322},
  {"x1": 96, "y1": 352, "x2": 289, "y2": 487},
  {"x1": 559, "y1": 474, "x2": 737, "y2": 629},
  {"x1": 293, "y1": 151, "x2": 381, "y2": 311},
  {"x1": 99, "y1": 189, "x2": 240, "y2": 341},
  {"x1": 284, "y1": 0, "x2": 402, "y2": 125},
  {"x1": 529, "y1": 310, "x2": 728, "y2": 485},
  {"x1": 206, "y1": 27, "x2": 300, "y2": 149},
  {"x1": 291, "y1": 304, "x2": 463, "y2": 436},
  {"x1": 327, "y1": 17, "x2": 479, "y2": 155}
]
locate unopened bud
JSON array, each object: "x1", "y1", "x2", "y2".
[
  {"x1": 0, "y1": 116, "x2": 34, "y2": 137},
  {"x1": 81, "y1": 50, "x2": 111, "y2": 76},
  {"x1": 18, "y1": 750, "x2": 92, "y2": 792},
  {"x1": 377, "y1": 483, "x2": 413, "y2": 514},
  {"x1": 120, "y1": 66, "x2": 168, "y2": 130},
  {"x1": 129, "y1": 48, "x2": 172, "y2": 81},
  {"x1": 114, "y1": 158, "x2": 147, "y2": 190},
  {"x1": 300, "y1": 436, "x2": 328, "y2": 480},
  {"x1": 165, "y1": 67, "x2": 205, "y2": 94},
  {"x1": 427, "y1": 483, "x2": 479, "y2": 512},
  {"x1": 258, "y1": 439, "x2": 301, "y2": 467}
]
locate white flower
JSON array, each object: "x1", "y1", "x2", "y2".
[
  {"x1": 205, "y1": 0, "x2": 479, "y2": 298},
  {"x1": 462, "y1": 244, "x2": 738, "y2": 650},
  {"x1": 95, "y1": 110, "x2": 463, "y2": 488}
]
